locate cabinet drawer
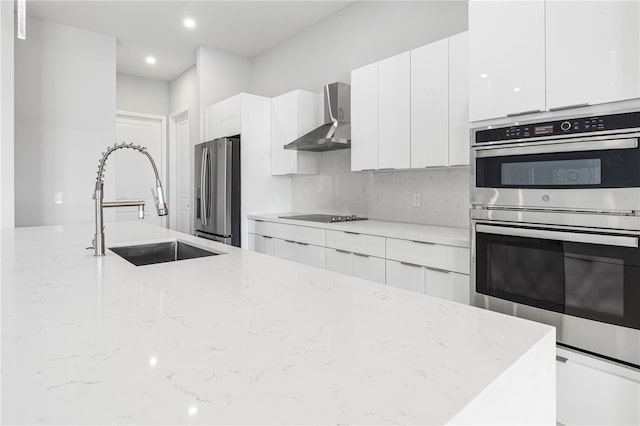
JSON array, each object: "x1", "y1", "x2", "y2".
[
  {"x1": 326, "y1": 248, "x2": 353, "y2": 275},
  {"x1": 386, "y1": 260, "x2": 425, "y2": 294},
  {"x1": 326, "y1": 230, "x2": 385, "y2": 258},
  {"x1": 425, "y1": 268, "x2": 469, "y2": 305},
  {"x1": 273, "y1": 239, "x2": 326, "y2": 269},
  {"x1": 353, "y1": 254, "x2": 385, "y2": 285},
  {"x1": 248, "y1": 219, "x2": 274, "y2": 237},
  {"x1": 250, "y1": 233, "x2": 274, "y2": 256},
  {"x1": 557, "y1": 348, "x2": 640, "y2": 426},
  {"x1": 386, "y1": 238, "x2": 469, "y2": 274},
  {"x1": 274, "y1": 223, "x2": 326, "y2": 246}
]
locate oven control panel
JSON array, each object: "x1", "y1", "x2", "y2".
[{"x1": 475, "y1": 111, "x2": 640, "y2": 144}]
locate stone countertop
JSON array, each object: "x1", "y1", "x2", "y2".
[
  {"x1": 1, "y1": 222, "x2": 553, "y2": 424},
  {"x1": 247, "y1": 213, "x2": 470, "y2": 248}
]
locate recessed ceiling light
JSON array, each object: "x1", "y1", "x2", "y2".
[
  {"x1": 146, "y1": 56, "x2": 156, "y2": 65},
  {"x1": 513, "y1": 87, "x2": 520, "y2": 92},
  {"x1": 480, "y1": 73, "x2": 488, "y2": 78},
  {"x1": 184, "y1": 18, "x2": 196, "y2": 29}
]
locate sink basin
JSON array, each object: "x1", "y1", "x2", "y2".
[{"x1": 109, "y1": 240, "x2": 222, "y2": 266}]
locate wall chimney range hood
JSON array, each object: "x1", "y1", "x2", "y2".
[{"x1": 284, "y1": 82, "x2": 351, "y2": 152}]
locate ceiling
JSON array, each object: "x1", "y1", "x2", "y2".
[{"x1": 27, "y1": 1, "x2": 353, "y2": 81}]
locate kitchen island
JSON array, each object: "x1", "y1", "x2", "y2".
[{"x1": 1, "y1": 222, "x2": 555, "y2": 424}]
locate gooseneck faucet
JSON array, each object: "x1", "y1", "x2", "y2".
[{"x1": 92, "y1": 142, "x2": 168, "y2": 256}]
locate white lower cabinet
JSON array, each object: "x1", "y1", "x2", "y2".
[
  {"x1": 274, "y1": 238, "x2": 326, "y2": 269},
  {"x1": 425, "y1": 268, "x2": 469, "y2": 305},
  {"x1": 327, "y1": 249, "x2": 385, "y2": 284},
  {"x1": 557, "y1": 347, "x2": 640, "y2": 426},
  {"x1": 386, "y1": 260, "x2": 426, "y2": 294},
  {"x1": 327, "y1": 248, "x2": 353, "y2": 275},
  {"x1": 248, "y1": 233, "x2": 274, "y2": 256}
]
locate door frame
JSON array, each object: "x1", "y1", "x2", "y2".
[
  {"x1": 115, "y1": 110, "x2": 168, "y2": 228},
  {"x1": 169, "y1": 105, "x2": 191, "y2": 233}
]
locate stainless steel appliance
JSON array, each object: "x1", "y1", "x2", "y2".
[
  {"x1": 472, "y1": 110, "x2": 640, "y2": 213},
  {"x1": 194, "y1": 137, "x2": 240, "y2": 247},
  {"x1": 283, "y1": 82, "x2": 351, "y2": 152},
  {"x1": 471, "y1": 109, "x2": 640, "y2": 367},
  {"x1": 279, "y1": 214, "x2": 367, "y2": 223}
]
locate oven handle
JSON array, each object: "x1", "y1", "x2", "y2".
[
  {"x1": 476, "y1": 224, "x2": 639, "y2": 248},
  {"x1": 475, "y1": 137, "x2": 638, "y2": 158}
]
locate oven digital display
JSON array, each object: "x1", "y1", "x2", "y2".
[{"x1": 534, "y1": 125, "x2": 554, "y2": 135}]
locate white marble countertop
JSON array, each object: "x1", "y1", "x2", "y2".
[
  {"x1": 1, "y1": 222, "x2": 553, "y2": 424},
  {"x1": 247, "y1": 213, "x2": 470, "y2": 248}
]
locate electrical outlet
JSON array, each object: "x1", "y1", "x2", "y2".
[
  {"x1": 54, "y1": 192, "x2": 63, "y2": 204},
  {"x1": 412, "y1": 193, "x2": 421, "y2": 208}
]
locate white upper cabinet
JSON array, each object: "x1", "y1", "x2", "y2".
[
  {"x1": 469, "y1": 0, "x2": 546, "y2": 121},
  {"x1": 546, "y1": 0, "x2": 640, "y2": 110},
  {"x1": 411, "y1": 39, "x2": 449, "y2": 168},
  {"x1": 351, "y1": 62, "x2": 379, "y2": 171},
  {"x1": 378, "y1": 52, "x2": 411, "y2": 170},
  {"x1": 204, "y1": 95, "x2": 242, "y2": 140},
  {"x1": 270, "y1": 90, "x2": 321, "y2": 175},
  {"x1": 448, "y1": 32, "x2": 470, "y2": 166}
]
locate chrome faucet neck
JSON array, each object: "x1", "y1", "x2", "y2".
[{"x1": 93, "y1": 142, "x2": 168, "y2": 256}]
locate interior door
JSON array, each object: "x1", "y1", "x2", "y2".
[
  {"x1": 114, "y1": 112, "x2": 166, "y2": 227},
  {"x1": 170, "y1": 110, "x2": 191, "y2": 234}
]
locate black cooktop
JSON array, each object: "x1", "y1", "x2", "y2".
[{"x1": 279, "y1": 214, "x2": 368, "y2": 223}]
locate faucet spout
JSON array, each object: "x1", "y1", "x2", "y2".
[{"x1": 92, "y1": 142, "x2": 168, "y2": 256}]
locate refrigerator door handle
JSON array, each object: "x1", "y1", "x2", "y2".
[
  {"x1": 205, "y1": 147, "x2": 213, "y2": 224},
  {"x1": 200, "y1": 147, "x2": 208, "y2": 226}
]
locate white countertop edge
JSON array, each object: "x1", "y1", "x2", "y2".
[{"x1": 247, "y1": 212, "x2": 470, "y2": 248}]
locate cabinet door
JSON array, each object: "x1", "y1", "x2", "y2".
[
  {"x1": 351, "y1": 63, "x2": 379, "y2": 171},
  {"x1": 469, "y1": 0, "x2": 546, "y2": 121},
  {"x1": 270, "y1": 90, "x2": 320, "y2": 176},
  {"x1": 204, "y1": 95, "x2": 242, "y2": 140},
  {"x1": 386, "y1": 260, "x2": 425, "y2": 294},
  {"x1": 425, "y1": 268, "x2": 470, "y2": 304},
  {"x1": 557, "y1": 349, "x2": 640, "y2": 426},
  {"x1": 353, "y1": 254, "x2": 386, "y2": 284},
  {"x1": 546, "y1": 0, "x2": 640, "y2": 110},
  {"x1": 378, "y1": 52, "x2": 411, "y2": 169},
  {"x1": 254, "y1": 235, "x2": 274, "y2": 256},
  {"x1": 326, "y1": 248, "x2": 353, "y2": 275},
  {"x1": 411, "y1": 39, "x2": 449, "y2": 168},
  {"x1": 448, "y1": 32, "x2": 470, "y2": 166},
  {"x1": 248, "y1": 233, "x2": 257, "y2": 252}
]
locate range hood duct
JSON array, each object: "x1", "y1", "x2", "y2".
[{"x1": 284, "y1": 82, "x2": 350, "y2": 152}]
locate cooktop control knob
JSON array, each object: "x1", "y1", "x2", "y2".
[{"x1": 560, "y1": 121, "x2": 571, "y2": 131}]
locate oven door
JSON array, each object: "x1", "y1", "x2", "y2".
[
  {"x1": 471, "y1": 134, "x2": 640, "y2": 213},
  {"x1": 472, "y1": 219, "x2": 640, "y2": 366}
]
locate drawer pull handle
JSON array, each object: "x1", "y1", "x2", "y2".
[
  {"x1": 262, "y1": 236, "x2": 273, "y2": 239},
  {"x1": 378, "y1": 168, "x2": 395, "y2": 171},
  {"x1": 400, "y1": 261, "x2": 423, "y2": 268},
  {"x1": 549, "y1": 103, "x2": 589, "y2": 112},
  {"x1": 284, "y1": 240, "x2": 296, "y2": 244},
  {"x1": 412, "y1": 240, "x2": 435, "y2": 245},
  {"x1": 556, "y1": 355, "x2": 568, "y2": 363},
  {"x1": 426, "y1": 266, "x2": 450, "y2": 274},
  {"x1": 296, "y1": 242, "x2": 309, "y2": 246},
  {"x1": 335, "y1": 249, "x2": 351, "y2": 254},
  {"x1": 255, "y1": 219, "x2": 264, "y2": 223},
  {"x1": 354, "y1": 253, "x2": 370, "y2": 258},
  {"x1": 506, "y1": 109, "x2": 541, "y2": 117},
  {"x1": 344, "y1": 231, "x2": 360, "y2": 235}
]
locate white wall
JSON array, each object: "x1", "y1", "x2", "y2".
[
  {"x1": 14, "y1": 17, "x2": 116, "y2": 227},
  {"x1": 197, "y1": 46, "x2": 252, "y2": 142},
  {"x1": 251, "y1": 1, "x2": 470, "y2": 228},
  {"x1": 116, "y1": 72, "x2": 169, "y2": 116},
  {"x1": 169, "y1": 66, "x2": 198, "y2": 145},
  {"x1": 0, "y1": 0, "x2": 15, "y2": 228}
]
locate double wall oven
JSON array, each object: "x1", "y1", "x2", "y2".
[{"x1": 471, "y1": 110, "x2": 640, "y2": 367}]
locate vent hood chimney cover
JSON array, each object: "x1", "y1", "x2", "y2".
[{"x1": 284, "y1": 82, "x2": 350, "y2": 152}]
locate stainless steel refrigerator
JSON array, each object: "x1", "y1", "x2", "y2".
[{"x1": 194, "y1": 137, "x2": 241, "y2": 247}]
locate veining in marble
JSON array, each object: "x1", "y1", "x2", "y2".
[{"x1": 1, "y1": 222, "x2": 554, "y2": 424}]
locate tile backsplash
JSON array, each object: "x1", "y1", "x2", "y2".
[{"x1": 291, "y1": 150, "x2": 471, "y2": 229}]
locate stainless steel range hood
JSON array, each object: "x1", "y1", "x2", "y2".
[{"x1": 284, "y1": 82, "x2": 350, "y2": 152}]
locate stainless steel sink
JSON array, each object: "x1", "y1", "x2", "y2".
[{"x1": 109, "y1": 240, "x2": 222, "y2": 266}]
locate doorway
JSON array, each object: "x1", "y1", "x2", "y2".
[{"x1": 169, "y1": 107, "x2": 192, "y2": 234}]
